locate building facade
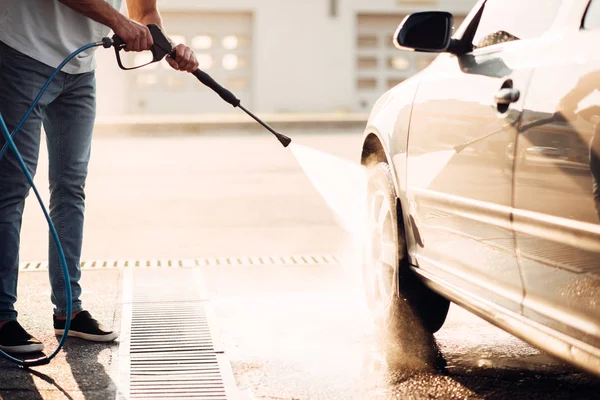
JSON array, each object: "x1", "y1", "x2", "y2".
[{"x1": 95, "y1": 0, "x2": 477, "y2": 118}]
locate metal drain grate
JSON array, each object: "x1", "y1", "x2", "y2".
[
  {"x1": 130, "y1": 303, "x2": 214, "y2": 354},
  {"x1": 19, "y1": 254, "x2": 339, "y2": 271},
  {"x1": 122, "y1": 268, "x2": 232, "y2": 399}
]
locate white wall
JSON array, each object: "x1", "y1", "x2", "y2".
[{"x1": 95, "y1": 0, "x2": 477, "y2": 117}]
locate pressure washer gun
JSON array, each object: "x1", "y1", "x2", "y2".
[{"x1": 104, "y1": 24, "x2": 291, "y2": 148}]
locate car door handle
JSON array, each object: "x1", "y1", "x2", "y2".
[{"x1": 495, "y1": 88, "x2": 520, "y2": 105}]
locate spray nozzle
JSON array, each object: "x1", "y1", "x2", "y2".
[{"x1": 275, "y1": 133, "x2": 292, "y2": 148}]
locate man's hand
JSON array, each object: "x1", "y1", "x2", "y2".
[
  {"x1": 112, "y1": 18, "x2": 153, "y2": 52},
  {"x1": 166, "y1": 44, "x2": 199, "y2": 73}
]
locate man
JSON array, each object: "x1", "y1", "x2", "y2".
[{"x1": 0, "y1": 0, "x2": 199, "y2": 353}]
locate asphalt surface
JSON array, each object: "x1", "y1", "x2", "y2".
[{"x1": 6, "y1": 130, "x2": 599, "y2": 399}]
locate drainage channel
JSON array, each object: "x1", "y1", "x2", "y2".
[
  {"x1": 20, "y1": 254, "x2": 339, "y2": 271},
  {"x1": 117, "y1": 268, "x2": 237, "y2": 400}
]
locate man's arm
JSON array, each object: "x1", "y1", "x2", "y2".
[
  {"x1": 58, "y1": 0, "x2": 197, "y2": 71},
  {"x1": 126, "y1": 0, "x2": 198, "y2": 72},
  {"x1": 57, "y1": 0, "x2": 122, "y2": 29},
  {"x1": 57, "y1": 0, "x2": 153, "y2": 52},
  {"x1": 126, "y1": 0, "x2": 163, "y2": 28}
]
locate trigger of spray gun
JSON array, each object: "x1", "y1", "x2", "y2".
[{"x1": 110, "y1": 24, "x2": 174, "y2": 70}]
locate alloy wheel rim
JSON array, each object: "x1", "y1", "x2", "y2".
[{"x1": 367, "y1": 188, "x2": 397, "y2": 311}]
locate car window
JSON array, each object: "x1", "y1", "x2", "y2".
[
  {"x1": 583, "y1": 0, "x2": 600, "y2": 29},
  {"x1": 472, "y1": 0, "x2": 562, "y2": 49}
]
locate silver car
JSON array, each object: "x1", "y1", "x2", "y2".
[{"x1": 361, "y1": 0, "x2": 600, "y2": 376}]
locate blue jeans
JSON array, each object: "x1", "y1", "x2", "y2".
[{"x1": 0, "y1": 42, "x2": 95, "y2": 320}]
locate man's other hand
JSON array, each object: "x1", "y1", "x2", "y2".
[
  {"x1": 113, "y1": 18, "x2": 153, "y2": 52},
  {"x1": 166, "y1": 44, "x2": 199, "y2": 73}
]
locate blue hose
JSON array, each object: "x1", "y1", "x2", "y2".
[{"x1": 0, "y1": 42, "x2": 102, "y2": 367}]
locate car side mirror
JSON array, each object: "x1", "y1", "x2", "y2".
[{"x1": 393, "y1": 11, "x2": 454, "y2": 53}]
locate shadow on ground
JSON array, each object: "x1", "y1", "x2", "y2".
[{"x1": 0, "y1": 339, "x2": 117, "y2": 399}]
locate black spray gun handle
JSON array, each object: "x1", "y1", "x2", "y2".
[
  {"x1": 111, "y1": 24, "x2": 174, "y2": 69},
  {"x1": 192, "y1": 69, "x2": 240, "y2": 107},
  {"x1": 111, "y1": 24, "x2": 241, "y2": 107},
  {"x1": 109, "y1": 24, "x2": 291, "y2": 147}
]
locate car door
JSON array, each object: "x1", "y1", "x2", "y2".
[
  {"x1": 405, "y1": 0, "x2": 562, "y2": 313},
  {"x1": 513, "y1": 0, "x2": 600, "y2": 349}
]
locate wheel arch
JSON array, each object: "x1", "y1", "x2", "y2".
[
  {"x1": 361, "y1": 130, "x2": 414, "y2": 259},
  {"x1": 360, "y1": 129, "x2": 403, "y2": 194},
  {"x1": 361, "y1": 130, "x2": 408, "y2": 228}
]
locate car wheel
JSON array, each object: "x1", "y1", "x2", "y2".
[{"x1": 364, "y1": 162, "x2": 449, "y2": 370}]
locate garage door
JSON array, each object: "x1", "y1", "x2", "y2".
[{"x1": 125, "y1": 12, "x2": 253, "y2": 115}]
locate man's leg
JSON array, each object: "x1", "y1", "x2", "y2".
[
  {"x1": 0, "y1": 42, "x2": 60, "y2": 322},
  {"x1": 0, "y1": 42, "x2": 62, "y2": 353},
  {"x1": 43, "y1": 72, "x2": 96, "y2": 319},
  {"x1": 44, "y1": 70, "x2": 118, "y2": 342}
]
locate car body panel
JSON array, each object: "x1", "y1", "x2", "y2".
[
  {"x1": 513, "y1": 17, "x2": 600, "y2": 350},
  {"x1": 404, "y1": 41, "x2": 537, "y2": 313},
  {"x1": 413, "y1": 264, "x2": 600, "y2": 376}
]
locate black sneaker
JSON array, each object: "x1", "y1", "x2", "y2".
[
  {"x1": 0, "y1": 321, "x2": 44, "y2": 353},
  {"x1": 53, "y1": 311, "x2": 118, "y2": 342}
]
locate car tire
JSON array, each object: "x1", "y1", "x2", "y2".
[{"x1": 363, "y1": 162, "x2": 449, "y2": 371}]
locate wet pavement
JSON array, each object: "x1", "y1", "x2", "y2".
[
  {"x1": 6, "y1": 131, "x2": 599, "y2": 398},
  {"x1": 203, "y1": 262, "x2": 600, "y2": 400},
  {"x1": 3, "y1": 262, "x2": 599, "y2": 399}
]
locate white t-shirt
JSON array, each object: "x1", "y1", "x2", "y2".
[{"x1": 0, "y1": 0, "x2": 123, "y2": 74}]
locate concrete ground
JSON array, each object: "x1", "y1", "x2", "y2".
[
  {"x1": 0, "y1": 270, "x2": 121, "y2": 400},
  {"x1": 2, "y1": 130, "x2": 598, "y2": 399}
]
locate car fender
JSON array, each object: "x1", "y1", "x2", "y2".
[{"x1": 362, "y1": 75, "x2": 422, "y2": 256}]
